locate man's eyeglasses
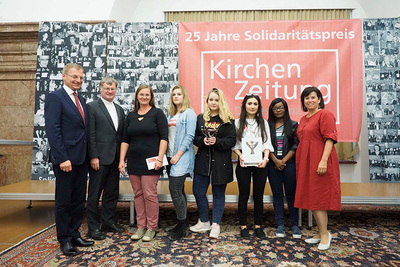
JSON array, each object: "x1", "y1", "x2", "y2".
[
  {"x1": 272, "y1": 106, "x2": 285, "y2": 111},
  {"x1": 65, "y1": 73, "x2": 84, "y2": 81},
  {"x1": 102, "y1": 87, "x2": 117, "y2": 92}
]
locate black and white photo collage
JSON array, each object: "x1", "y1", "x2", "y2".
[
  {"x1": 107, "y1": 22, "x2": 179, "y2": 115},
  {"x1": 32, "y1": 22, "x2": 179, "y2": 180},
  {"x1": 364, "y1": 18, "x2": 400, "y2": 182},
  {"x1": 33, "y1": 21, "x2": 107, "y2": 180}
]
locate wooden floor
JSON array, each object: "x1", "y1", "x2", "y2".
[{"x1": 0, "y1": 199, "x2": 55, "y2": 252}]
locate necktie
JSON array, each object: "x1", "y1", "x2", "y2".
[{"x1": 73, "y1": 92, "x2": 85, "y2": 124}]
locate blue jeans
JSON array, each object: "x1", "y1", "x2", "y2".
[
  {"x1": 193, "y1": 173, "x2": 227, "y2": 224},
  {"x1": 267, "y1": 161, "x2": 298, "y2": 227}
]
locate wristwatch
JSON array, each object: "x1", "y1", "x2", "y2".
[{"x1": 263, "y1": 156, "x2": 269, "y2": 161}]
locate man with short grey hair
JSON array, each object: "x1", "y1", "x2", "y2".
[
  {"x1": 45, "y1": 63, "x2": 94, "y2": 256},
  {"x1": 86, "y1": 76, "x2": 125, "y2": 240}
]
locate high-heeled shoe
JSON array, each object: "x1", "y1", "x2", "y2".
[
  {"x1": 317, "y1": 232, "x2": 332, "y2": 250},
  {"x1": 305, "y1": 237, "x2": 320, "y2": 244}
]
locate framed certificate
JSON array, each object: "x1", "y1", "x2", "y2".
[{"x1": 241, "y1": 137, "x2": 263, "y2": 166}]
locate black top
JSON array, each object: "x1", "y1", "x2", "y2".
[
  {"x1": 268, "y1": 120, "x2": 299, "y2": 162},
  {"x1": 193, "y1": 114, "x2": 236, "y2": 184},
  {"x1": 122, "y1": 107, "x2": 168, "y2": 175}
]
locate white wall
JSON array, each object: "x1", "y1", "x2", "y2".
[
  {"x1": 1, "y1": 0, "x2": 400, "y2": 22},
  {"x1": 1, "y1": 0, "x2": 399, "y2": 183},
  {"x1": 0, "y1": 0, "x2": 114, "y2": 22}
]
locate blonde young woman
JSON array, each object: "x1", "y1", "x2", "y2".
[
  {"x1": 189, "y1": 88, "x2": 236, "y2": 239},
  {"x1": 166, "y1": 85, "x2": 197, "y2": 240},
  {"x1": 119, "y1": 84, "x2": 168, "y2": 242}
]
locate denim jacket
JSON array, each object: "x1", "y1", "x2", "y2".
[{"x1": 167, "y1": 108, "x2": 197, "y2": 177}]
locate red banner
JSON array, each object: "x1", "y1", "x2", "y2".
[{"x1": 179, "y1": 20, "x2": 363, "y2": 142}]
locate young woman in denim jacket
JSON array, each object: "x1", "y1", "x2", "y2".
[
  {"x1": 166, "y1": 85, "x2": 197, "y2": 240},
  {"x1": 267, "y1": 98, "x2": 301, "y2": 239}
]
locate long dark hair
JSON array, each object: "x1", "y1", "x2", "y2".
[
  {"x1": 267, "y1": 98, "x2": 294, "y2": 144},
  {"x1": 236, "y1": 94, "x2": 267, "y2": 142}
]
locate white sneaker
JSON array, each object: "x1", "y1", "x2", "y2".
[
  {"x1": 209, "y1": 224, "x2": 220, "y2": 239},
  {"x1": 189, "y1": 219, "x2": 211, "y2": 232}
]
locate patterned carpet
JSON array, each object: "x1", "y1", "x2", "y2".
[{"x1": 1, "y1": 203, "x2": 400, "y2": 266}]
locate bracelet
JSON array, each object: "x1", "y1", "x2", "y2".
[
  {"x1": 263, "y1": 157, "x2": 269, "y2": 161},
  {"x1": 156, "y1": 158, "x2": 163, "y2": 163}
]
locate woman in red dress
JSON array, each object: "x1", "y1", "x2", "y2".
[{"x1": 295, "y1": 86, "x2": 341, "y2": 251}]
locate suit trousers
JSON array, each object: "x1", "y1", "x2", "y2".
[
  {"x1": 54, "y1": 161, "x2": 88, "y2": 244},
  {"x1": 87, "y1": 157, "x2": 120, "y2": 231}
]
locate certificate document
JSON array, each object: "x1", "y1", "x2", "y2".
[
  {"x1": 241, "y1": 137, "x2": 263, "y2": 166},
  {"x1": 146, "y1": 154, "x2": 168, "y2": 170}
]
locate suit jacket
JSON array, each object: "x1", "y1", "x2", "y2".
[
  {"x1": 45, "y1": 88, "x2": 88, "y2": 165},
  {"x1": 87, "y1": 99, "x2": 125, "y2": 165}
]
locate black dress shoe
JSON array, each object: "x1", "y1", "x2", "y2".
[
  {"x1": 71, "y1": 237, "x2": 95, "y2": 247},
  {"x1": 88, "y1": 229, "x2": 106, "y2": 240},
  {"x1": 60, "y1": 242, "x2": 78, "y2": 256},
  {"x1": 101, "y1": 223, "x2": 124, "y2": 233}
]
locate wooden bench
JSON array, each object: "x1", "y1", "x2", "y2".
[{"x1": 1, "y1": 180, "x2": 400, "y2": 227}]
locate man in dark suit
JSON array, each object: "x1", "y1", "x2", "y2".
[
  {"x1": 45, "y1": 63, "x2": 94, "y2": 256},
  {"x1": 86, "y1": 76, "x2": 125, "y2": 240}
]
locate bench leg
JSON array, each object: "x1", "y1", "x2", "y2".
[
  {"x1": 27, "y1": 200, "x2": 32, "y2": 208},
  {"x1": 299, "y1": 209, "x2": 314, "y2": 227},
  {"x1": 308, "y1": 210, "x2": 313, "y2": 227},
  {"x1": 298, "y1": 208, "x2": 302, "y2": 227},
  {"x1": 130, "y1": 200, "x2": 135, "y2": 226}
]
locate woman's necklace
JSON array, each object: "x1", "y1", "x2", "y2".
[
  {"x1": 275, "y1": 120, "x2": 284, "y2": 129},
  {"x1": 247, "y1": 119, "x2": 256, "y2": 127},
  {"x1": 246, "y1": 119, "x2": 257, "y2": 134}
]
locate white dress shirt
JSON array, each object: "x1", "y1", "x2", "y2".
[{"x1": 101, "y1": 97, "x2": 118, "y2": 131}]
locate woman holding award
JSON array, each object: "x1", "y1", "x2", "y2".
[
  {"x1": 232, "y1": 94, "x2": 273, "y2": 239},
  {"x1": 119, "y1": 84, "x2": 168, "y2": 242},
  {"x1": 267, "y1": 98, "x2": 300, "y2": 239},
  {"x1": 190, "y1": 88, "x2": 236, "y2": 239}
]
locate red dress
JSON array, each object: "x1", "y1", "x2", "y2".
[{"x1": 295, "y1": 109, "x2": 341, "y2": 211}]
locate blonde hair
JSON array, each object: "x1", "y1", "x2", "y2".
[
  {"x1": 133, "y1": 84, "x2": 155, "y2": 112},
  {"x1": 62, "y1": 63, "x2": 83, "y2": 74},
  {"x1": 168, "y1": 84, "x2": 192, "y2": 116},
  {"x1": 203, "y1": 88, "x2": 234, "y2": 123}
]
